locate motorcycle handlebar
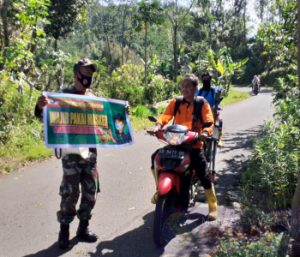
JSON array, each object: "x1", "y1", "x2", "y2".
[
  {"x1": 146, "y1": 130, "x2": 157, "y2": 136},
  {"x1": 146, "y1": 129, "x2": 212, "y2": 143}
]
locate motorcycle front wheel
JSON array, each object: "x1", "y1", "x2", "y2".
[{"x1": 153, "y1": 191, "x2": 175, "y2": 247}]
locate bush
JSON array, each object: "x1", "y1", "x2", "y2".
[
  {"x1": 100, "y1": 64, "x2": 178, "y2": 106},
  {"x1": 241, "y1": 75, "x2": 300, "y2": 228},
  {"x1": 242, "y1": 122, "x2": 299, "y2": 211},
  {"x1": 0, "y1": 72, "x2": 52, "y2": 173},
  {"x1": 144, "y1": 75, "x2": 176, "y2": 104},
  {"x1": 213, "y1": 232, "x2": 287, "y2": 257},
  {"x1": 0, "y1": 121, "x2": 51, "y2": 160},
  {"x1": 108, "y1": 64, "x2": 145, "y2": 106},
  {"x1": 0, "y1": 73, "x2": 36, "y2": 144},
  {"x1": 132, "y1": 105, "x2": 152, "y2": 118}
]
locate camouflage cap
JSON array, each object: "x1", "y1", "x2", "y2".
[{"x1": 74, "y1": 58, "x2": 97, "y2": 73}]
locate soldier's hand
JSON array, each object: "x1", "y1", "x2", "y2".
[
  {"x1": 125, "y1": 105, "x2": 130, "y2": 115},
  {"x1": 37, "y1": 95, "x2": 48, "y2": 110}
]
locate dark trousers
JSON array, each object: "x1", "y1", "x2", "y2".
[{"x1": 190, "y1": 149, "x2": 212, "y2": 189}]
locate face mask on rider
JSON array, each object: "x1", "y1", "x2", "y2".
[{"x1": 202, "y1": 80, "x2": 211, "y2": 89}]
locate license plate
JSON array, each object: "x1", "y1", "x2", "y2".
[{"x1": 159, "y1": 149, "x2": 185, "y2": 159}]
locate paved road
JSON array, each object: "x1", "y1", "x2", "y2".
[{"x1": 0, "y1": 89, "x2": 273, "y2": 257}]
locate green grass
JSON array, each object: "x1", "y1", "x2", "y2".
[
  {"x1": 0, "y1": 123, "x2": 52, "y2": 173},
  {"x1": 213, "y1": 232, "x2": 288, "y2": 257},
  {"x1": 130, "y1": 116, "x2": 154, "y2": 131},
  {"x1": 222, "y1": 87, "x2": 251, "y2": 106}
]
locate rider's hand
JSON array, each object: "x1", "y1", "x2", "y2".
[
  {"x1": 147, "y1": 123, "x2": 162, "y2": 136},
  {"x1": 154, "y1": 123, "x2": 162, "y2": 132},
  {"x1": 37, "y1": 95, "x2": 48, "y2": 110},
  {"x1": 199, "y1": 131, "x2": 208, "y2": 141}
]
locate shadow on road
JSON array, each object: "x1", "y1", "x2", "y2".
[
  {"x1": 219, "y1": 127, "x2": 262, "y2": 153},
  {"x1": 89, "y1": 211, "x2": 206, "y2": 257},
  {"x1": 88, "y1": 212, "x2": 160, "y2": 257},
  {"x1": 22, "y1": 211, "x2": 206, "y2": 257},
  {"x1": 23, "y1": 237, "x2": 79, "y2": 257},
  {"x1": 258, "y1": 88, "x2": 273, "y2": 94},
  {"x1": 215, "y1": 126, "x2": 264, "y2": 207}
]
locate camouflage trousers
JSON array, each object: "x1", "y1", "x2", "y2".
[{"x1": 57, "y1": 153, "x2": 100, "y2": 224}]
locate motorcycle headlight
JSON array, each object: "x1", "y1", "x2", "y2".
[{"x1": 163, "y1": 131, "x2": 188, "y2": 145}]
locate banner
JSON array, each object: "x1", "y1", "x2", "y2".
[{"x1": 43, "y1": 92, "x2": 133, "y2": 148}]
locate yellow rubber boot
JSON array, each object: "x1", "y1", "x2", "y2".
[
  {"x1": 151, "y1": 192, "x2": 158, "y2": 204},
  {"x1": 151, "y1": 167, "x2": 158, "y2": 204},
  {"x1": 217, "y1": 131, "x2": 223, "y2": 147},
  {"x1": 205, "y1": 186, "x2": 218, "y2": 221}
]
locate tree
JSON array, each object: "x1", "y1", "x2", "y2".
[
  {"x1": 117, "y1": 1, "x2": 136, "y2": 65},
  {"x1": 3, "y1": 0, "x2": 49, "y2": 73},
  {"x1": 134, "y1": 0, "x2": 163, "y2": 85},
  {"x1": 88, "y1": 1, "x2": 139, "y2": 71},
  {"x1": 0, "y1": 0, "x2": 10, "y2": 50},
  {"x1": 45, "y1": 0, "x2": 88, "y2": 50},
  {"x1": 291, "y1": 0, "x2": 300, "y2": 255},
  {"x1": 162, "y1": 0, "x2": 195, "y2": 79},
  {"x1": 200, "y1": 47, "x2": 248, "y2": 95},
  {"x1": 255, "y1": 0, "x2": 296, "y2": 83}
]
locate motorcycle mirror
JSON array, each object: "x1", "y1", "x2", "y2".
[{"x1": 148, "y1": 116, "x2": 157, "y2": 122}]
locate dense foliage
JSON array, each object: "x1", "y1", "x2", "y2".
[
  {"x1": 213, "y1": 232, "x2": 287, "y2": 257},
  {"x1": 239, "y1": 0, "x2": 299, "y2": 234},
  {"x1": 211, "y1": 0, "x2": 298, "y2": 256},
  {"x1": 0, "y1": 72, "x2": 51, "y2": 172}
]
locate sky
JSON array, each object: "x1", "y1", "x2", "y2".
[{"x1": 247, "y1": 0, "x2": 260, "y2": 36}]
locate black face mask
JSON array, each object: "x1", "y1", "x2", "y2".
[
  {"x1": 202, "y1": 80, "x2": 211, "y2": 89},
  {"x1": 78, "y1": 71, "x2": 92, "y2": 88}
]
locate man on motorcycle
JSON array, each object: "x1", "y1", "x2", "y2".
[
  {"x1": 152, "y1": 74, "x2": 218, "y2": 221},
  {"x1": 198, "y1": 71, "x2": 223, "y2": 147},
  {"x1": 251, "y1": 75, "x2": 261, "y2": 94}
]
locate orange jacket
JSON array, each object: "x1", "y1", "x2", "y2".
[{"x1": 157, "y1": 97, "x2": 214, "y2": 149}]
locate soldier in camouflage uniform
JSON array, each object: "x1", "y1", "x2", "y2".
[{"x1": 35, "y1": 58, "x2": 100, "y2": 250}]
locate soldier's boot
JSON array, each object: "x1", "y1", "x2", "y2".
[
  {"x1": 58, "y1": 223, "x2": 70, "y2": 250},
  {"x1": 205, "y1": 185, "x2": 218, "y2": 221},
  {"x1": 76, "y1": 220, "x2": 98, "y2": 243}
]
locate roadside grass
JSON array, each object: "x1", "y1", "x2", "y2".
[
  {"x1": 222, "y1": 86, "x2": 251, "y2": 106},
  {"x1": 0, "y1": 87, "x2": 251, "y2": 174},
  {"x1": 0, "y1": 123, "x2": 52, "y2": 173},
  {"x1": 212, "y1": 231, "x2": 289, "y2": 257}
]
